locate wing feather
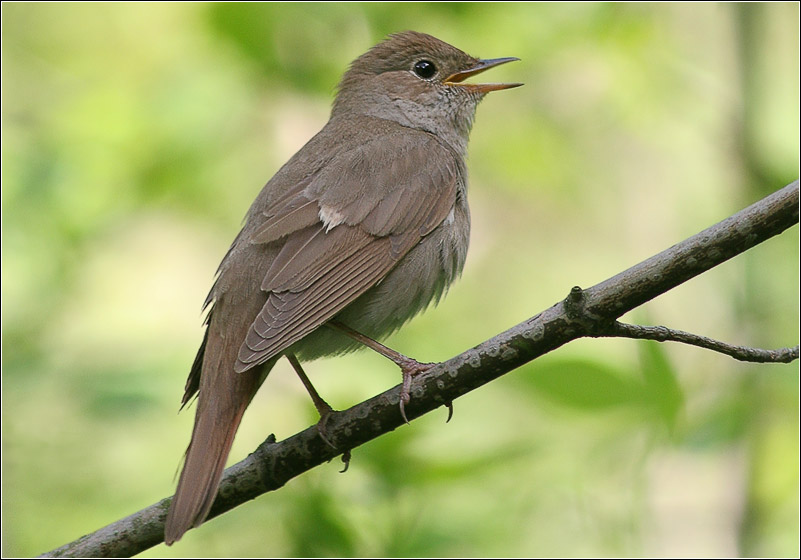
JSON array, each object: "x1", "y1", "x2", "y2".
[
  {"x1": 236, "y1": 232, "x2": 410, "y2": 370},
  {"x1": 251, "y1": 197, "x2": 320, "y2": 245},
  {"x1": 234, "y1": 130, "x2": 461, "y2": 372},
  {"x1": 262, "y1": 226, "x2": 372, "y2": 293}
]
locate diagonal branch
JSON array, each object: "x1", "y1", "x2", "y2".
[{"x1": 40, "y1": 181, "x2": 799, "y2": 558}]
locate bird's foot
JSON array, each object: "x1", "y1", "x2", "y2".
[
  {"x1": 398, "y1": 358, "x2": 435, "y2": 424},
  {"x1": 314, "y1": 401, "x2": 337, "y2": 449}
]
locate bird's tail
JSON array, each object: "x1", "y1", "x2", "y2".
[{"x1": 164, "y1": 342, "x2": 272, "y2": 545}]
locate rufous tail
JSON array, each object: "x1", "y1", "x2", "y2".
[{"x1": 164, "y1": 349, "x2": 270, "y2": 544}]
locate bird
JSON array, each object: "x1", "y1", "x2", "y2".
[{"x1": 164, "y1": 30, "x2": 521, "y2": 544}]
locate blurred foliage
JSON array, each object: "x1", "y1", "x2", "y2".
[{"x1": 2, "y1": 2, "x2": 798, "y2": 557}]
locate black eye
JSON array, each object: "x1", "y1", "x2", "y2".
[{"x1": 413, "y1": 60, "x2": 437, "y2": 79}]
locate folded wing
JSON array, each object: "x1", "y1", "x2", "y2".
[{"x1": 235, "y1": 132, "x2": 460, "y2": 372}]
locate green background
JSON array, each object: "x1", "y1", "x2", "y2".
[{"x1": 2, "y1": 3, "x2": 798, "y2": 557}]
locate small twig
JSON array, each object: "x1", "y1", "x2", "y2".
[{"x1": 594, "y1": 321, "x2": 800, "y2": 363}]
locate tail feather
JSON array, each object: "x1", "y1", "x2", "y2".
[
  {"x1": 165, "y1": 320, "x2": 273, "y2": 545},
  {"x1": 164, "y1": 399, "x2": 248, "y2": 544}
]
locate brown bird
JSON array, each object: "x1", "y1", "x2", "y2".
[{"x1": 164, "y1": 30, "x2": 521, "y2": 544}]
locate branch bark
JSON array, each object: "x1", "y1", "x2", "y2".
[
  {"x1": 41, "y1": 181, "x2": 799, "y2": 558},
  {"x1": 595, "y1": 321, "x2": 798, "y2": 362}
]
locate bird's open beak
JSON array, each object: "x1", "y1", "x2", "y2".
[{"x1": 444, "y1": 57, "x2": 523, "y2": 93}]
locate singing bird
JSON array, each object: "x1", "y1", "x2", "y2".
[{"x1": 165, "y1": 30, "x2": 520, "y2": 544}]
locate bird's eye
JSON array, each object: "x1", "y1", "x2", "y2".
[{"x1": 412, "y1": 60, "x2": 437, "y2": 80}]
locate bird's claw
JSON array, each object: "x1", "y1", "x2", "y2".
[
  {"x1": 398, "y1": 359, "x2": 435, "y2": 423},
  {"x1": 339, "y1": 449, "x2": 352, "y2": 473},
  {"x1": 315, "y1": 407, "x2": 337, "y2": 449},
  {"x1": 444, "y1": 401, "x2": 454, "y2": 423}
]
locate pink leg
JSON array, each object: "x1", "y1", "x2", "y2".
[
  {"x1": 285, "y1": 353, "x2": 336, "y2": 448},
  {"x1": 327, "y1": 320, "x2": 434, "y2": 423}
]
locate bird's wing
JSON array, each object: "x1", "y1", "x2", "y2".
[{"x1": 234, "y1": 132, "x2": 460, "y2": 372}]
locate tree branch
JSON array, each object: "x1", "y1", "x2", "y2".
[
  {"x1": 595, "y1": 321, "x2": 799, "y2": 363},
  {"x1": 40, "y1": 181, "x2": 799, "y2": 558}
]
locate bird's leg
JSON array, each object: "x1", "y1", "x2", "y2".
[
  {"x1": 285, "y1": 353, "x2": 336, "y2": 449},
  {"x1": 327, "y1": 320, "x2": 434, "y2": 423}
]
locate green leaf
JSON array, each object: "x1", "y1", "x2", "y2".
[{"x1": 523, "y1": 359, "x2": 647, "y2": 410}]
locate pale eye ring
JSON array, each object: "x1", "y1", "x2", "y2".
[{"x1": 412, "y1": 59, "x2": 437, "y2": 80}]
